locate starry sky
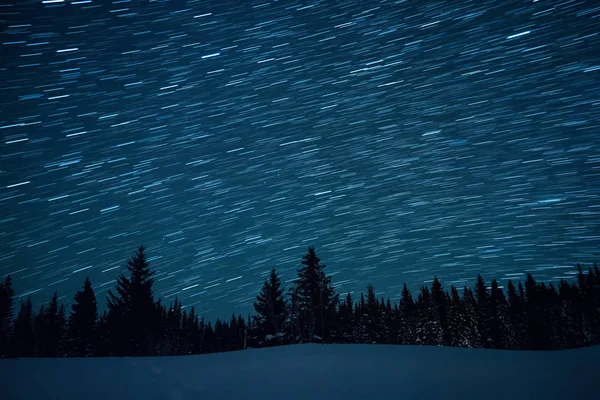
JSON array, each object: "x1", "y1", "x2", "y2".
[{"x1": 1, "y1": 0, "x2": 599, "y2": 320}]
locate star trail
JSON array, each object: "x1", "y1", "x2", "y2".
[{"x1": 1, "y1": 0, "x2": 599, "y2": 320}]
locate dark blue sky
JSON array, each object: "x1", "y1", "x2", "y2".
[{"x1": 1, "y1": 0, "x2": 599, "y2": 320}]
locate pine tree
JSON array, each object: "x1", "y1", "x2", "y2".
[
  {"x1": 557, "y1": 280, "x2": 585, "y2": 349},
  {"x1": 292, "y1": 247, "x2": 337, "y2": 342},
  {"x1": 94, "y1": 311, "x2": 111, "y2": 356},
  {"x1": 360, "y1": 284, "x2": 380, "y2": 343},
  {"x1": 34, "y1": 292, "x2": 65, "y2": 357},
  {"x1": 430, "y1": 277, "x2": 449, "y2": 346},
  {"x1": 462, "y1": 287, "x2": 482, "y2": 348},
  {"x1": 398, "y1": 283, "x2": 415, "y2": 344},
  {"x1": 382, "y1": 298, "x2": 394, "y2": 344},
  {"x1": 415, "y1": 286, "x2": 442, "y2": 346},
  {"x1": 253, "y1": 269, "x2": 287, "y2": 346},
  {"x1": 488, "y1": 280, "x2": 504, "y2": 349},
  {"x1": 106, "y1": 246, "x2": 160, "y2": 356},
  {"x1": 474, "y1": 275, "x2": 491, "y2": 348},
  {"x1": 447, "y1": 286, "x2": 470, "y2": 347},
  {"x1": 12, "y1": 297, "x2": 34, "y2": 357},
  {"x1": 67, "y1": 277, "x2": 97, "y2": 357},
  {"x1": 524, "y1": 274, "x2": 553, "y2": 350},
  {"x1": 506, "y1": 280, "x2": 527, "y2": 349},
  {"x1": 0, "y1": 276, "x2": 15, "y2": 357}
]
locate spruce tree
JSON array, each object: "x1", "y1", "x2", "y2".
[
  {"x1": 335, "y1": 292, "x2": 354, "y2": 343},
  {"x1": 360, "y1": 284, "x2": 380, "y2": 343},
  {"x1": 253, "y1": 269, "x2": 287, "y2": 346},
  {"x1": 12, "y1": 297, "x2": 34, "y2": 357},
  {"x1": 557, "y1": 280, "x2": 585, "y2": 349},
  {"x1": 447, "y1": 286, "x2": 470, "y2": 347},
  {"x1": 67, "y1": 277, "x2": 97, "y2": 357},
  {"x1": 0, "y1": 276, "x2": 15, "y2": 357},
  {"x1": 524, "y1": 274, "x2": 551, "y2": 349},
  {"x1": 430, "y1": 277, "x2": 449, "y2": 346},
  {"x1": 415, "y1": 286, "x2": 442, "y2": 345},
  {"x1": 488, "y1": 280, "x2": 504, "y2": 349},
  {"x1": 398, "y1": 284, "x2": 415, "y2": 344},
  {"x1": 506, "y1": 280, "x2": 527, "y2": 349},
  {"x1": 292, "y1": 247, "x2": 337, "y2": 342},
  {"x1": 106, "y1": 245, "x2": 160, "y2": 356},
  {"x1": 34, "y1": 292, "x2": 65, "y2": 357},
  {"x1": 462, "y1": 287, "x2": 482, "y2": 348},
  {"x1": 474, "y1": 275, "x2": 491, "y2": 348}
]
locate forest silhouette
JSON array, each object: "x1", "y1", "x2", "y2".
[{"x1": 1, "y1": 245, "x2": 599, "y2": 358}]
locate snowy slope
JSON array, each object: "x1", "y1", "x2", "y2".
[{"x1": 1, "y1": 344, "x2": 597, "y2": 400}]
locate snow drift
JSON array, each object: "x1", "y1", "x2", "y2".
[{"x1": 1, "y1": 344, "x2": 597, "y2": 400}]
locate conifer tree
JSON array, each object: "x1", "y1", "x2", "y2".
[
  {"x1": 398, "y1": 283, "x2": 416, "y2": 344},
  {"x1": 34, "y1": 292, "x2": 65, "y2": 357},
  {"x1": 474, "y1": 275, "x2": 491, "y2": 348},
  {"x1": 12, "y1": 297, "x2": 34, "y2": 357},
  {"x1": 106, "y1": 246, "x2": 160, "y2": 356},
  {"x1": 253, "y1": 269, "x2": 287, "y2": 346},
  {"x1": 430, "y1": 277, "x2": 449, "y2": 346},
  {"x1": 335, "y1": 292, "x2": 354, "y2": 343},
  {"x1": 67, "y1": 277, "x2": 97, "y2": 357},
  {"x1": 415, "y1": 286, "x2": 442, "y2": 345},
  {"x1": 447, "y1": 286, "x2": 470, "y2": 347},
  {"x1": 488, "y1": 280, "x2": 504, "y2": 349},
  {"x1": 0, "y1": 276, "x2": 15, "y2": 357},
  {"x1": 524, "y1": 274, "x2": 551, "y2": 350},
  {"x1": 506, "y1": 280, "x2": 527, "y2": 349},
  {"x1": 556, "y1": 280, "x2": 585, "y2": 349},
  {"x1": 360, "y1": 284, "x2": 380, "y2": 343},
  {"x1": 292, "y1": 247, "x2": 337, "y2": 342},
  {"x1": 462, "y1": 287, "x2": 482, "y2": 348}
]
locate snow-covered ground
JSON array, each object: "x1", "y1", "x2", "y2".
[{"x1": 1, "y1": 344, "x2": 597, "y2": 400}]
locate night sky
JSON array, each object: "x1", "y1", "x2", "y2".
[{"x1": 1, "y1": 0, "x2": 599, "y2": 320}]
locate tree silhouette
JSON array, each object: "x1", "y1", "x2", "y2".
[
  {"x1": 398, "y1": 283, "x2": 416, "y2": 344},
  {"x1": 106, "y1": 245, "x2": 160, "y2": 356},
  {"x1": 33, "y1": 292, "x2": 65, "y2": 357},
  {"x1": 0, "y1": 276, "x2": 15, "y2": 357},
  {"x1": 67, "y1": 277, "x2": 97, "y2": 357},
  {"x1": 2, "y1": 243, "x2": 600, "y2": 358},
  {"x1": 12, "y1": 297, "x2": 34, "y2": 357},
  {"x1": 292, "y1": 247, "x2": 337, "y2": 342},
  {"x1": 253, "y1": 269, "x2": 287, "y2": 346}
]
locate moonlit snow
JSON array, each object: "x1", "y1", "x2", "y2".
[{"x1": 1, "y1": 344, "x2": 597, "y2": 400}]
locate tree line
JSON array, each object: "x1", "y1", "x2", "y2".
[{"x1": 0, "y1": 245, "x2": 599, "y2": 358}]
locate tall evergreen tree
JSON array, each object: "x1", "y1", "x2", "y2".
[
  {"x1": 462, "y1": 287, "x2": 482, "y2": 348},
  {"x1": 524, "y1": 274, "x2": 551, "y2": 350},
  {"x1": 359, "y1": 284, "x2": 381, "y2": 343},
  {"x1": 415, "y1": 286, "x2": 442, "y2": 346},
  {"x1": 506, "y1": 280, "x2": 527, "y2": 349},
  {"x1": 253, "y1": 269, "x2": 287, "y2": 346},
  {"x1": 488, "y1": 280, "x2": 504, "y2": 349},
  {"x1": 292, "y1": 247, "x2": 337, "y2": 342},
  {"x1": 430, "y1": 277, "x2": 449, "y2": 346},
  {"x1": 447, "y1": 286, "x2": 470, "y2": 347},
  {"x1": 398, "y1": 284, "x2": 416, "y2": 344},
  {"x1": 67, "y1": 277, "x2": 97, "y2": 357},
  {"x1": 34, "y1": 292, "x2": 65, "y2": 357},
  {"x1": 335, "y1": 292, "x2": 355, "y2": 343},
  {"x1": 106, "y1": 246, "x2": 160, "y2": 356},
  {"x1": 0, "y1": 276, "x2": 15, "y2": 357},
  {"x1": 12, "y1": 297, "x2": 34, "y2": 357},
  {"x1": 474, "y1": 275, "x2": 491, "y2": 348}
]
